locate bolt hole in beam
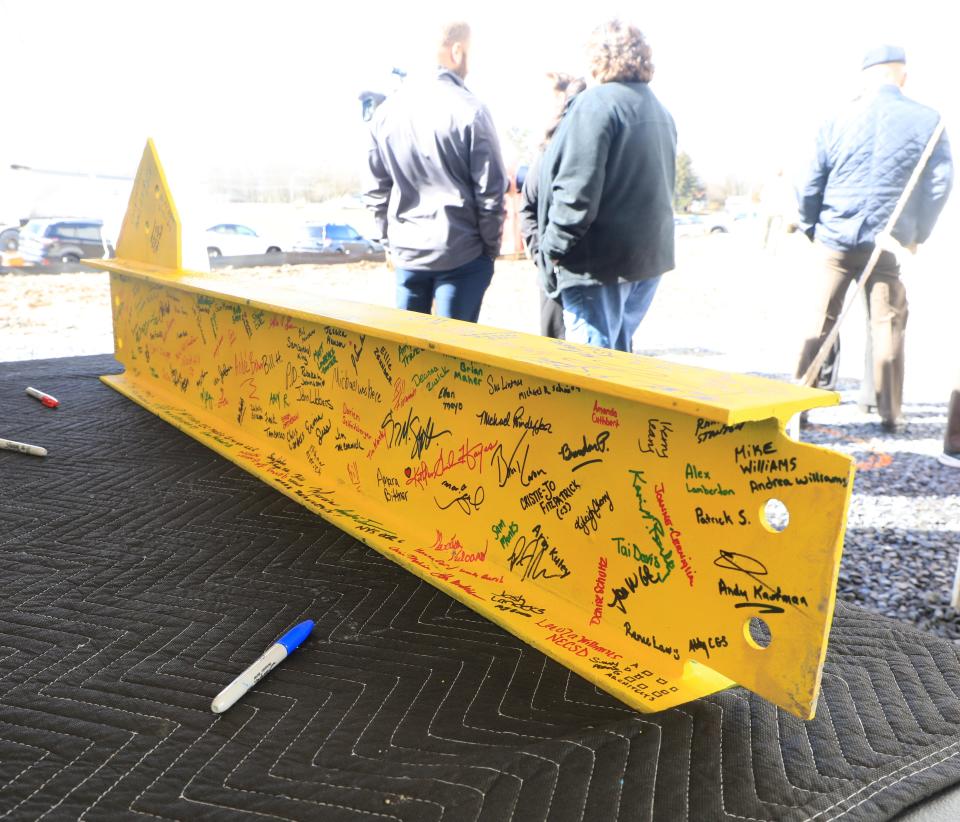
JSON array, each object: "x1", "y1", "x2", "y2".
[
  {"x1": 745, "y1": 617, "x2": 773, "y2": 650},
  {"x1": 762, "y1": 498, "x2": 789, "y2": 532}
]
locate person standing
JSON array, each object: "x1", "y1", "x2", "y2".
[
  {"x1": 519, "y1": 72, "x2": 587, "y2": 340},
  {"x1": 362, "y1": 22, "x2": 507, "y2": 323},
  {"x1": 940, "y1": 377, "x2": 960, "y2": 468},
  {"x1": 536, "y1": 20, "x2": 676, "y2": 352},
  {"x1": 795, "y1": 45, "x2": 953, "y2": 431}
]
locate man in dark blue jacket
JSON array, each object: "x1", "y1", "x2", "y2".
[
  {"x1": 795, "y1": 45, "x2": 953, "y2": 431},
  {"x1": 536, "y1": 20, "x2": 676, "y2": 352}
]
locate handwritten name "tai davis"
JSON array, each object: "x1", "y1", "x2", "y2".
[{"x1": 607, "y1": 471, "x2": 677, "y2": 614}]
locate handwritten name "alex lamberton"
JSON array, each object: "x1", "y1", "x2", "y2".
[{"x1": 684, "y1": 463, "x2": 734, "y2": 496}]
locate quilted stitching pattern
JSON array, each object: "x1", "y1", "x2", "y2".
[{"x1": 1, "y1": 355, "x2": 959, "y2": 821}]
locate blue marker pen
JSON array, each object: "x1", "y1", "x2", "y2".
[{"x1": 211, "y1": 620, "x2": 314, "y2": 713}]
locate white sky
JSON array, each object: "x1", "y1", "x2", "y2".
[{"x1": 1, "y1": 0, "x2": 957, "y2": 188}]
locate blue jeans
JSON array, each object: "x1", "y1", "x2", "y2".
[
  {"x1": 561, "y1": 277, "x2": 662, "y2": 351},
  {"x1": 395, "y1": 255, "x2": 494, "y2": 323}
]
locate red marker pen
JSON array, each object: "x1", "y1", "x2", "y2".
[{"x1": 25, "y1": 387, "x2": 59, "y2": 408}]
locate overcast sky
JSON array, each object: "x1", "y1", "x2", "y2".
[{"x1": 2, "y1": 0, "x2": 957, "y2": 189}]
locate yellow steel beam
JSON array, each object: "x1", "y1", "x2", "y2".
[{"x1": 90, "y1": 141, "x2": 854, "y2": 719}]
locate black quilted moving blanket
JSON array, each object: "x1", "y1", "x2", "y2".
[{"x1": 1, "y1": 355, "x2": 959, "y2": 821}]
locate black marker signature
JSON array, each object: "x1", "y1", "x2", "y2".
[
  {"x1": 490, "y1": 591, "x2": 545, "y2": 615},
  {"x1": 558, "y1": 431, "x2": 610, "y2": 472},
  {"x1": 507, "y1": 524, "x2": 570, "y2": 582},
  {"x1": 492, "y1": 430, "x2": 542, "y2": 488},
  {"x1": 434, "y1": 486, "x2": 485, "y2": 515},
  {"x1": 713, "y1": 550, "x2": 786, "y2": 614}
]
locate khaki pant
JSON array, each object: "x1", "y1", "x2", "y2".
[
  {"x1": 796, "y1": 245, "x2": 908, "y2": 425},
  {"x1": 946, "y1": 388, "x2": 960, "y2": 453}
]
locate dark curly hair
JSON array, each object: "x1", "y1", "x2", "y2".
[
  {"x1": 543, "y1": 73, "x2": 587, "y2": 144},
  {"x1": 587, "y1": 20, "x2": 654, "y2": 84}
]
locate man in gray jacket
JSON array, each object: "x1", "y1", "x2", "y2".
[
  {"x1": 795, "y1": 45, "x2": 952, "y2": 431},
  {"x1": 363, "y1": 22, "x2": 507, "y2": 323}
]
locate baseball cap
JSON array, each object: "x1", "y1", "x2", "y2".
[{"x1": 862, "y1": 45, "x2": 906, "y2": 70}]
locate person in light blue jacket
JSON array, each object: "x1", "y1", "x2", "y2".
[{"x1": 795, "y1": 45, "x2": 953, "y2": 431}]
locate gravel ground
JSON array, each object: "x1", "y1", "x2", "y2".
[{"x1": 3, "y1": 231, "x2": 959, "y2": 644}]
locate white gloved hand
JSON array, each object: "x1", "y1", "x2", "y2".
[{"x1": 875, "y1": 231, "x2": 917, "y2": 255}]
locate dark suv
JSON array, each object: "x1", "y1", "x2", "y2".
[
  {"x1": 17, "y1": 218, "x2": 113, "y2": 265},
  {"x1": 291, "y1": 223, "x2": 382, "y2": 256}
]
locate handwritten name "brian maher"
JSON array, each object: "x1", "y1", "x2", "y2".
[{"x1": 454, "y1": 361, "x2": 483, "y2": 385}]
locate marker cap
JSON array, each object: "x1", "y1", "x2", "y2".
[{"x1": 277, "y1": 620, "x2": 314, "y2": 653}]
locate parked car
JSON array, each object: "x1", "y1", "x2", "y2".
[
  {"x1": 291, "y1": 223, "x2": 382, "y2": 256},
  {"x1": 673, "y1": 213, "x2": 731, "y2": 237},
  {"x1": 17, "y1": 218, "x2": 113, "y2": 265},
  {"x1": 203, "y1": 223, "x2": 283, "y2": 258},
  {"x1": 1, "y1": 223, "x2": 20, "y2": 252}
]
